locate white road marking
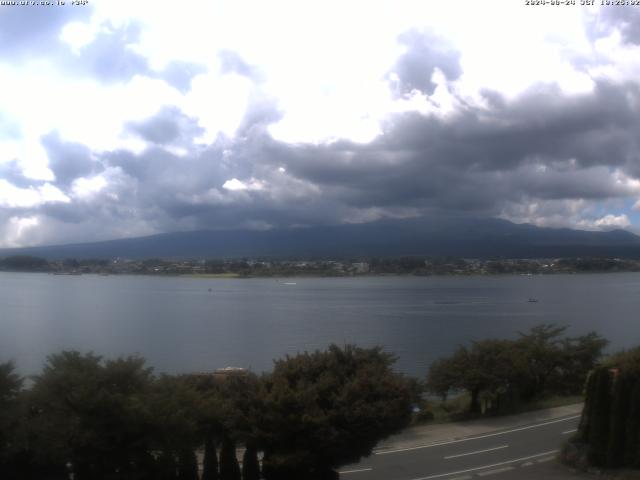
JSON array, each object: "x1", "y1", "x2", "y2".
[
  {"x1": 376, "y1": 415, "x2": 580, "y2": 455},
  {"x1": 408, "y1": 450, "x2": 558, "y2": 480},
  {"x1": 339, "y1": 467, "x2": 373, "y2": 474},
  {"x1": 536, "y1": 456, "x2": 556, "y2": 463},
  {"x1": 561, "y1": 429, "x2": 577, "y2": 435},
  {"x1": 444, "y1": 445, "x2": 509, "y2": 460},
  {"x1": 476, "y1": 466, "x2": 514, "y2": 476}
]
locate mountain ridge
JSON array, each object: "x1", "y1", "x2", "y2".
[{"x1": 1, "y1": 217, "x2": 640, "y2": 260}]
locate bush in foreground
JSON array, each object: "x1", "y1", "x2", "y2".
[
  {"x1": 258, "y1": 344, "x2": 414, "y2": 479},
  {"x1": 574, "y1": 347, "x2": 640, "y2": 469}
]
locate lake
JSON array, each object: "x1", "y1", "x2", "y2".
[{"x1": 1, "y1": 272, "x2": 639, "y2": 377}]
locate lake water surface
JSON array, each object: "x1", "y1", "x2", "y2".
[{"x1": 1, "y1": 272, "x2": 639, "y2": 377}]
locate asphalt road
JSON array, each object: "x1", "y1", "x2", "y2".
[{"x1": 339, "y1": 413, "x2": 581, "y2": 480}]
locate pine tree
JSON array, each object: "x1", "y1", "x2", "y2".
[
  {"x1": 587, "y1": 367, "x2": 611, "y2": 466},
  {"x1": 177, "y1": 448, "x2": 199, "y2": 480},
  {"x1": 219, "y1": 437, "x2": 241, "y2": 480},
  {"x1": 202, "y1": 434, "x2": 219, "y2": 480},
  {"x1": 157, "y1": 451, "x2": 178, "y2": 480},
  {"x1": 242, "y1": 444, "x2": 260, "y2": 480}
]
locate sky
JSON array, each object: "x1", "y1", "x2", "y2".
[{"x1": 1, "y1": 0, "x2": 640, "y2": 247}]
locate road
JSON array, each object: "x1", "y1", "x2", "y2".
[{"x1": 339, "y1": 410, "x2": 582, "y2": 480}]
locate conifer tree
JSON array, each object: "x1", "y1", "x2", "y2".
[
  {"x1": 219, "y1": 436, "x2": 241, "y2": 480},
  {"x1": 242, "y1": 444, "x2": 260, "y2": 480},
  {"x1": 177, "y1": 448, "x2": 199, "y2": 480},
  {"x1": 202, "y1": 434, "x2": 219, "y2": 480}
]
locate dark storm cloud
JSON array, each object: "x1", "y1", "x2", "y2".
[
  {"x1": 41, "y1": 132, "x2": 103, "y2": 187},
  {"x1": 127, "y1": 106, "x2": 205, "y2": 146},
  {"x1": 12, "y1": 59, "x2": 640, "y2": 243},
  {"x1": 91, "y1": 74, "x2": 640, "y2": 234},
  {"x1": 0, "y1": 5, "x2": 92, "y2": 60},
  {"x1": 391, "y1": 30, "x2": 462, "y2": 96},
  {"x1": 258, "y1": 80, "x2": 640, "y2": 219}
]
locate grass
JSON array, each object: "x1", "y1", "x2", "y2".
[
  {"x1": 414, "y1": 393, "x2": 584, "y2": 425},
  {"x1": 181, "y1": 273, "x2": 242, "y2": 279}
]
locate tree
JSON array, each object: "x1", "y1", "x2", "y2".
[
  {"x1": 147, "y1": 374, "x2": 203, "y2": 478},
  {"x1": 26, "y1": 351, "x2": 156, "y2": 479},
  {"x1": 427, "y1": 325, "x2": 609, "y2": 415},
  {"x1": 258, "y1": 344, "x2": 413, "y2": 479},
  {"x1": 0, "y1": 256, "x2": 49, "y2": 272},
  {"x1": 177, "y1": 448, "x2": 199, "y2": 480},
  {"x1": 515, "y1": 324, "x2": 568, "y2": 400},
  {"x1": 557, "y1": 331, "x2": 609, "y2": 395},
  {"x1": 202, "y1": 434, "x2": 219, "y2": 480},
  {"x1": 426, "y1": 354, "x2": 463, "y2": 403},
  {"x1": 427, "y1": 340, "x2": 524, "y2": 414},
  {"x1": 242, "y1": 445, "x2": 260, "y2": 480},
  {"x1": 0, "y1": 362, "x2": 23, "y2": 478},
  {"x1": 219, "y1": 436, "x2": 241, "y2": 480},
  {"x1": 572, "y1": 347, "x2": 640, "y2": 468}
]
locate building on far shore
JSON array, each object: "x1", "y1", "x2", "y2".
[{"x1": 189, "y1": 367, "x2": 249, "y2": 383}]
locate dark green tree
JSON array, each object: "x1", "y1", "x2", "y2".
[
  {"x1": 202, "y1": 433, "x2": 219, "y2": 480},
  {"x1": 427, "y1": 324, "x2": 609, "y2": 414},
  {"x1": 27, "y1": 351, "x2": 156, "y2": 479},
  {"x1": 0, "y1": 255, "x2": 49, "y2": 272},
  {"x1": 0, "y1": 362, "x2": 23, "y2": 478},
  {"x1": 219, "y1": 436, "x2": 241, "y2": 480},
  {"x1": 147, "y1": 375, "x2": 202, "y2": 478},
  {"x1": 177, "y1": 448, "x2": 199, "y2": 480},
  {"x1": 258, "y1": 344, "x2": 413, "y2": 479},
  {"x1": 515, "y1": 324, "x2": 568, "y2": 400},
  {"x1": 427, "y1": 340, "x2": 523, "y2": 414},
  {"x1": 557, "y1": 331, "x2": 609, "y2": 395},
  {"x1": 242, "y1": 445, "x2": 260, "y2": 480},
  {"x1": 156, "y1": 451, "x2": 178, "y2": 480},
  {"x1": 573, "y1": 347, "x2": 640, "y2": 468}
]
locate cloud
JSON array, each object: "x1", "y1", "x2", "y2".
[
  {"x1": 0, "y1": 5, "x2": 92, "y2": 61},
  {"x1": 218, "y1": 50, "x2": 262, "y2": 81},
  {"x1": 222, "y1": 178, "x2": 264, "y2": 191},
  {"x1": 0, "y1": 180, "x2": 69, "y2": 208},
  {"x1": 127, "y1": 106, "x2": 204, "y2": 146},
  {"x1": 60, "y1": 22, "x2": 151, "y2": 83},
  {"x1": 391, "y1": 30, "x2": 462, "y2": 96},
  {"x1": 40, "y1": 132, "x2": 102, "y2": 187},
  {"x1": 158, "y1": 61, "x2": 208, "y2": 93},
  {"x1": 587, "y1": 6, "x2": 640, "y2": 45},
  {"x1": 594, "y1": 213, "x2": 631, "y2": 229},
  {"x1": 3, "y1": 2, "x2": 640, "y2": 247}
]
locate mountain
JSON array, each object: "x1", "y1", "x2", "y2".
[{"x1": 2, "y1": 216, "x2": 640, "y2": 260}]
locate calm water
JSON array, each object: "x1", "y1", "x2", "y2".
[{"x1": 1, "y1": 272, "x2": 639, "y2": 377}]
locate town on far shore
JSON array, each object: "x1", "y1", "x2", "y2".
[{"x1": 2, "y1": 255, "x2": 640, "y2": 277}]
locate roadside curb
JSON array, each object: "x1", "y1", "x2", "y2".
[{"x1": 372, "y1": 404, "x2": 584, "y2": 454}]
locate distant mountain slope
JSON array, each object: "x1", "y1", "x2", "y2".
[{"x1": 2, "y1": 217, "x2": 640, "y2": 259}]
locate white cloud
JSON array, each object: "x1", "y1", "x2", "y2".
[
  {"x1": 2, "y1": 216, "x2": 39, "y2": 248},
  {"x1": 222, "y1": 178, "x2": 264, "y2": 192},
  {"x1": 0, "y1": 180, "x2": 69, "y2": 208},
  {"x1": 71, "y1": 174, "x2": 108, "y2": 199},
  {"x1": 60, "y1": 21, "x2": 97, "y2": 52},
  {"x1": 594, "y1": 213, "x2": 631, "y2": 229}
]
